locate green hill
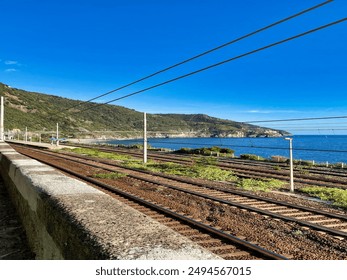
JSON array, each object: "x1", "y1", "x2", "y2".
[{"x1": 0, "y1": 82, "x2": 289, "y2": 140}]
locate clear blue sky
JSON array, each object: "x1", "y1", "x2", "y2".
[{"x1": 0, "y1": 0, "x2": 346, "y2": 134}]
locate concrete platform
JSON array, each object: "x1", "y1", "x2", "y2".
[
  {"x1": 6, "y1": 139, "x2": 76, "y2": 150},
  {"x1": 0, "y1": 142, "x2": 221, "y2": 260}
]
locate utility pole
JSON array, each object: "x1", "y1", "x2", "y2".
[
  {"x1": 285, "y1": 137, "x2": 294, "y2": 192},
  {"x1": 56, "y1": 123, "x2": 59, "y2": 146},
  {"x1": 25, "y1": 127, "x2": 28, "y2": 142},
  {"x1": 0, "y1": 96, "x2": 4, "y2": 141},
  {"x1": 143, "y1": 112, "x2": 147, "y2": 164}
]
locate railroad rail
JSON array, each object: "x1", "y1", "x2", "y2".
[
  {"x1": 10, "y1": 144, "x2": 288, "y2": 260},
  {"x1": 11, "y1": 144, "x2": 347, "y2": 259},
  {"x1": 65, "y1": 143, "x2": 347, "y2": 189},
  {"x1": 13, "y1": 144, "x2": 347, "y2": 238}
]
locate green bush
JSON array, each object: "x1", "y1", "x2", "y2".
[
  {"x1": 237, "y1": 178, "x2": 284, "y2": 192},
  {"x1": 174, "y1": 146, "x2": 234, "y2": 156},
  {"x1": 301, "y1": 160, "x2": 314, "y2": 167},
  {"x1": 240, "y1": 154, "x2": 264, "y2": 161},
  {"x1": 69, "y1": 147, "x2": 133, "y2": 161},
  {"x1": 124, "y1": 160, "x2": 237, "y2": 182},
  {"x1": 300, "y1": 187, "x2": 347, "y2": 209},
  {"x1": 67, "y1": 146, "x2": 238, "y2": 182}
]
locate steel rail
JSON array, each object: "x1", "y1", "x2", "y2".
[
  {"x1": 14, "y1": 145, "x2": 347, "y2": 238},
  {"x1": 66, "y1": 143, "x2": 347, "y2": 184},
  {"x1": 55, "y1": 149, "x2": 347, "y2": 220},
  {"x1": 15, "y1": 147, "x2": 287, "y2": 260},
  {"x1": 218, "y1": 158, "x2": 347, "y2": 177}
]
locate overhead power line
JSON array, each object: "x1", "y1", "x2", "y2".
[
  {"x1": 146, "y1": 140, "x2": 347, "y2": 154},
  {"x1": 77, "y1": 17, "x2": 346, "y2": 114},
  {"x1": 265, "y1": 122, "x2": 347, "y2": 127},
  {"x1": 245, "y1": 115, "x2": 347, "y2": 124},
  {"x1": 58, "y1": 0, "x2": 332, "y2": 114},
  {"x1": 279, "y1": 128, "x2": 347, "y2": 131}
]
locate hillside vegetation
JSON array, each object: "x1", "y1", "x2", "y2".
[{"x1": 0, "y1": 82, "x2": 288, "y2": 139}]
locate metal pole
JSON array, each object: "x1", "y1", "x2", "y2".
[
  {"x1": 0, "y1": 96, "x2": 4, "y2": 141},
  {"x1": 285, "y1": 138, "x2": 294, "y2": 192},
  {"x1": 143, "y1": 112, "x2": 147, "y2": 164},
  {"x1": 56, "y1": 123, "x2": 59, "y2": 146}
]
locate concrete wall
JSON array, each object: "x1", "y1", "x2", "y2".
[{"x1": 0, "y1": 142, "x2": 220, "y2": 260}]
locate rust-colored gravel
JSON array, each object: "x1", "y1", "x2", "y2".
[
  {"x1": 107, "y1": 176, "x2": 347, "y2": 260},
  {"x1": 12, "y1": 146, "x2": 347, "y2": 260}
]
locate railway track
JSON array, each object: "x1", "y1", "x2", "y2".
[
  {"x1": 10, "y1": 144, "x2": 287, "y2": 260},
  {"x1": 219, "y1": 158, "x2": 347, "y2": 177},
  {"x1": 66, "y1": 143, "x2": 347, "y2": 189},
  {"x1": 11, "y1": 144, "x2": 347, "y2": 259}
]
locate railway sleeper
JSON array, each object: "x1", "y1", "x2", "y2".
[
  {"x1": 175, "y1": 229, "x2": 198, "y2": 235},
  {"x1": 188, "y1": 234, "x2": 211, "y2": 240},
  {"x1": 322, "y1": 222, "x2": 347, "y2": 228},
  {"x1": 271, "y1": 209, "x2": 299, "y2": 213},
  {"x1": 231, "y1": 198, "x2": 256, "y2": 202},
  {"x1": 155, "y1": 218, "x2": 173, "y2": 223},
  {"x1": 196, "y1": 240, "x2": 221, "y2": 246},
  {"x1": 287, "y1": 213, "x2": 325, "y2": 220},
  {"x1": 333, "y1": 236, "x2": 345, "y2": 241},
  {"x1": 162, "y1": 221, "x2": 182, "y2": 226},
  {"x1": 308, "y1": 218, "x2": 341, "y2": 224},
  {"x1": 240, "y1": 201, "x2": 269, "y2": 206},
  {"x1": 172, "y1": 225, "x2": 192, "y2": 231},
  {"x1": 297, "y1": 215, "x2": 329, "y2": 220},
  {"x1": 210, "y1": 245, "x2": 237, "y2": 252},
  {"x1": 322, "y1": 223, "x2": 347, "y2": 229},
  {"x1": 282, "y1": 212, "x2": 312, "y2": 217},
  {"x1": 148, "y1": 214, "x2": 167, "y2": 219},
  {"x1": 257, "y1": 206, "x2": 286, "y2": 210}
]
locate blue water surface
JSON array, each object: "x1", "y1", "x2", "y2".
[{"x1": 99, "y1": 135, "x2": 347, "y2": 164}]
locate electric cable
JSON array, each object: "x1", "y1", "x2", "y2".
[
  {"x1": 77, "y1": 18, "x2": 346, "y2": 114},
  {"x1": 58, "y1": 0, "x2": 333, "y2": 114},
  {"x1": 245, "y1": 115, "x2": 347, "y2": 124},
  {"x1": 145, "y1": 140, "x2": 347, "y2": 153}
]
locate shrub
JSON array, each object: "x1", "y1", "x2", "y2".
[
  {"x1": 175, "y1": 147, "x2": 192, "y2": 154},
  {"x1": 174, "y1": 146, "x2": 234, "y2": 156},
  {"x1": 124, "y1": 160, "x2": 237, "y2": 182},
  {"x1": 301, "y1": 160, "x2": 314, "y2": 167},
  {"x1": 271, "y1": 155, "x2": 287, "y2": 163},
  {"x1": 241, "y1": 154, "x2": 264, "y2": 161},
  {"x1": 220, "y1": 147, "x2": 234, "y2": 154},
  {"x1": 300, "y1": 187, "x2": 347, "y2": 209},
  {"x1": 237, "y1": 178, "x2": 284, "y2": 192}
]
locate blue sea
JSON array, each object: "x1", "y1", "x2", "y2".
[{"x1": 99, "y1": 135, "x2": 347, "y2": 164}]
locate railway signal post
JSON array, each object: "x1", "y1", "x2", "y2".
[{"x1": 56, "y1": 123, "x2": 59, "y2": 146}]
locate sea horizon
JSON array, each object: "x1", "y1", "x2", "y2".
[{"x1": 96, "y1": 135, "x2": 347, "y2": 165}]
